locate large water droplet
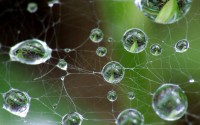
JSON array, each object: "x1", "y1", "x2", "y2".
[
  {"x1": 3, "y1": 89, "x2": 31, "y2": 117},
  {"x1": 9, "y1": 39, "x2": 52, "y2": 65},
  {"x1": 134, "y1": 0, "x2": 192, "y2": 24},
  {"x1": 152, "y1": 83, "x2": 188, "y2": 121}
]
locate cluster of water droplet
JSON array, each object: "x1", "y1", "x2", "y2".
[
  {"x1": 3, "y1": 0, "x2": 193, "y2": 122},
  {"x1": 27, "y1": 0, "x2": 60, "y2": 13},
  {"x1": 4, "y1": 24, "x2": 191, "y2": 125},
  {"x1": 91, "y1": 25, "x2": 191, "y2": 124}
]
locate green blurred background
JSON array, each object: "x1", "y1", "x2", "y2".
[{"x1": 0, "y1": 0, "x2": 200, "y2": 125}]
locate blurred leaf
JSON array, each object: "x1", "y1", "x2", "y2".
[{"x1": 155, "y1": 0, "x2": 178, "y2": 23}]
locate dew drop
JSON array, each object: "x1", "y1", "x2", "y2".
[
  {"x1": 150, "y1": 43, "x2": 162, "y2": 56},
  {"x1": 9, "y1": 39, "x2": 52, "y2": 65},
  {"x1": 122, "y1": 28, "x2": 148, "y2": 53},
  {"x1": 174, "y1": 39, "x2": 189, "y2": 53},
  {"x1": 52, "y1": 103, "x2": 58, "y2": 109},
  {"x1": 189, "y1": 78, "x2": 194, "y2": 83},
  {"x1": 62, "y1": 112, "x2": 83, "y2": 125},
  {"x1": 56, "y1": 59, "x2": 68, "y2": 70},
  {"x1": 101, "y1": 61, "x2": 125, "y2": 84},
  {"x1": 107, "y1": 90, "x2": 117, "y2": 102},
  {"x1": 27, "y1": 2, "x2": 38, "y2": 13},
  {"x1": 108, "y1": 37, "x2": 114, "y2": 42},
  {"x1": 3, "y1": 89, "x2": 31, "y2": 117},
  {"x1": 134, "y1": 0, "x2": 192, "y2": 24},
  {"x1": 96, "y1": 46, "x2": 107, "y2": 57},
  {"x1": 128, "y1": 92, "x2": 135, "y2": 100},
  {"x1": 48, "y1": 0, "x2": 60, "y2": 7},
  {"x1": 64, "y1": 48, "x2": 72, "y2": 53},
  {"x1": 89, "y1": 28, "x2": 104, "y2": 43},
  {"x1": 61, "y1": 76, "x2": 65, "y2": 81},
  {"x1": 116, "y1": 108, "x2": 144, "y2": 125},
  {"x1": 152, "y1": 83, "x2": 188, "y2": 121}
]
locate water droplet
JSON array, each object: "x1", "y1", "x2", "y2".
[
  {"x1": 96, "y1": 46, "x2": 107, "y2": 57},
  {"x1": 134, "y1": 0, "x2": 192, "y2": 24},
  {"x1": 61, "y1": 76, "x2": 65, "y2": 81},
  {"x1": 122, "y1": 28, "x2": 148, "y2": 53},
  {"x1": 3, "y1": 89, "x2": 31, "y2": 117},
  {"x1": 48, "y1": 0, "x2": 60, "y2": 7},
  {"x1": 116, "y1": 109, "x2": 144, "y2": 125},
  {"x1": 152, "y1": 84, "x2": 188, "y2": 121},
  {"x1": 56, "y1": 59, "x2": 68, "y2": 70},
  {"x1": 107, "y1": 90, "x2": 117, "y2": 102},
  {"x1": 128, "y1": 92, "x2": 135, "y2": 100},
  {"x1": 189, "y1": 78, "x2": 194, "y2": 83},
  {"x1": 64, "y1": 48, "x2": 72, "y2": 53},
  {"x1": 108, "y1": 37, "x2": 114, "y2": 42},
  {"x1": 52, "y1": 103, "x2": 58, "y2": 109},
  {"x1": 89, "y1": 28, "x2": 104, "y2": 43},
  {"x1": 101, "y1": 61, "x2": 125, "y2": 84},
  {"x1": 175, "y1": 39, "x2": 189, "y2": 53},
  {"x1": 62, "y1": 112, "x2": 83, "y2": 125},
  {"x1": 150, "y1": 43, "x2": 162, "y2": 56},
  {"x1": 27, "y1": 2, "x2": 38, "y2": 13},
  {"x1": 9, "y1": 39, "x2": 52, "y2": 65}
]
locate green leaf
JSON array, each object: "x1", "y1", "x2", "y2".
[
  {"x1": 108, "y1": 73, "x2": 115, "y2": 83},
  {"x1": 155, "y1": 0, "x2": 178, "y2": 24},
  {"x1": 130, "y1": 41, "x2": 138, "y2": 53}
]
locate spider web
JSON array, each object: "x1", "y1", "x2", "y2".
[{"x1": 0, "y1": 0, "x2": 200, "y2": 125}]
